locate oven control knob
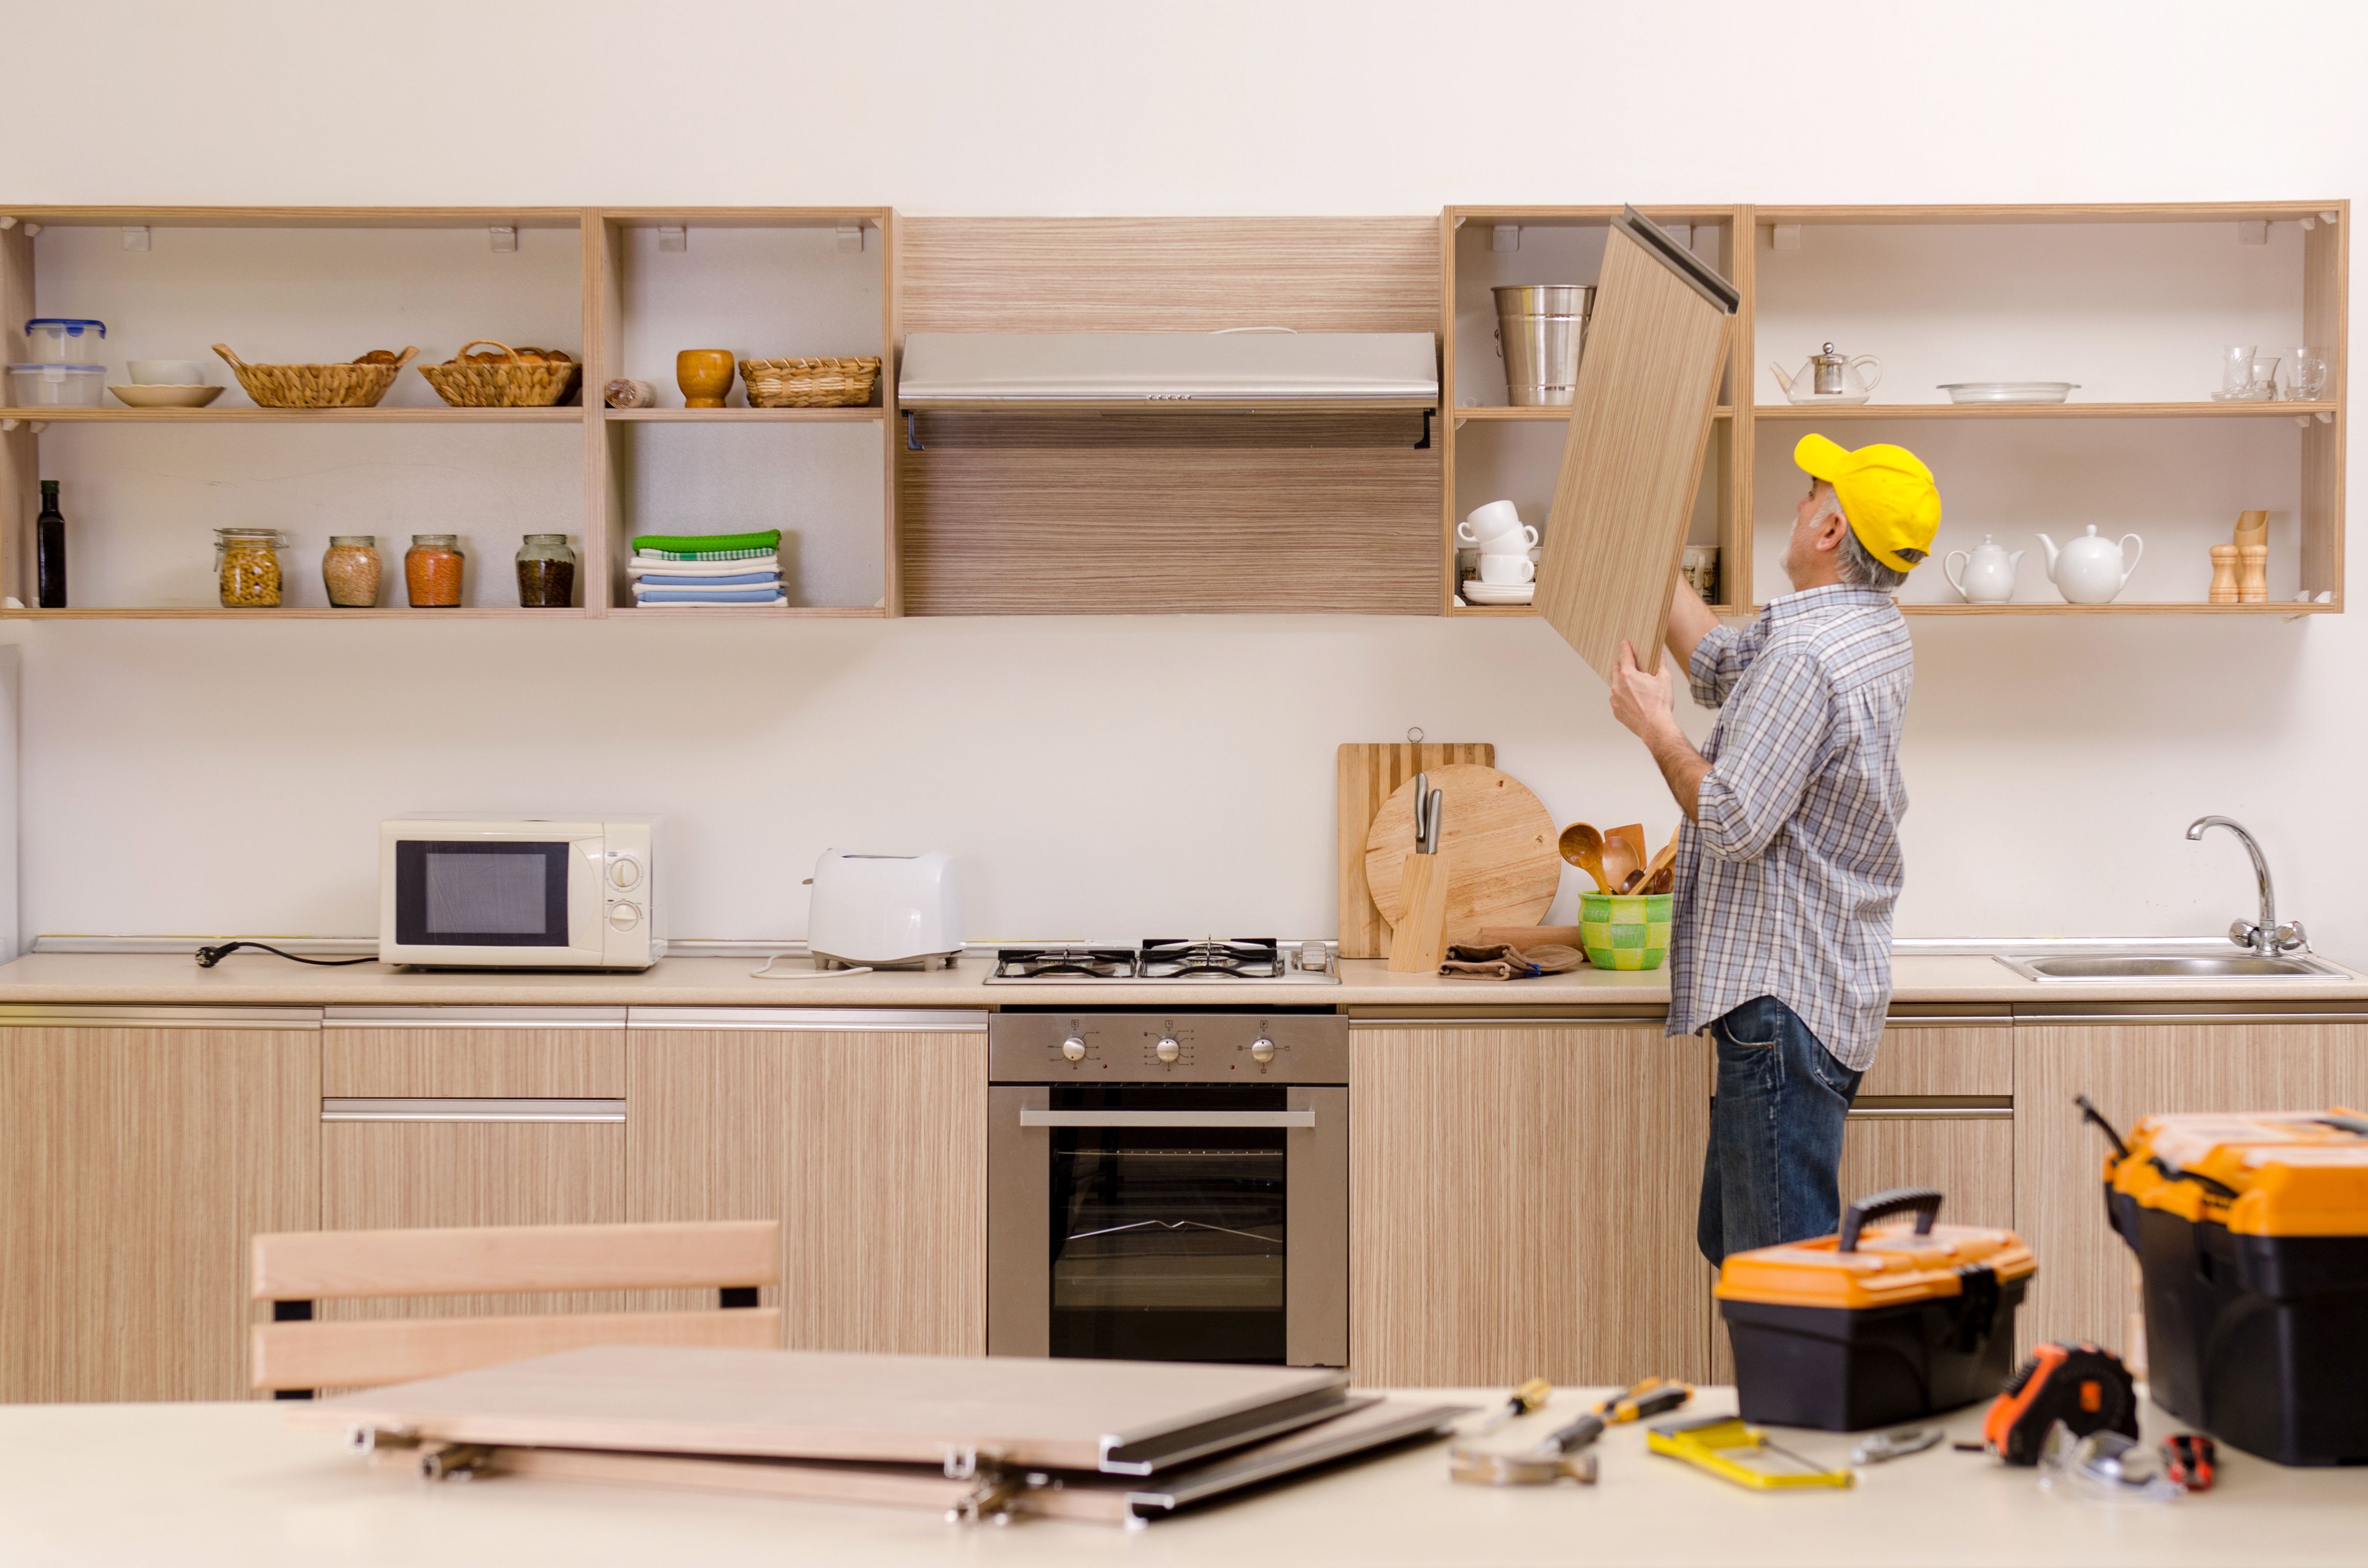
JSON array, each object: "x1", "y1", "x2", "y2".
[
  {"x1": 607, "y1": 902, "x2": 642, "y2": 931},
  {"x1": 1061, "y1": 1035, "x2": 1087, "y2": 1062},
  {"x1": 1250, "y1": 1036, "x2": 1276, "y2": 1064},
  {"x1": 1155, "y1": 1036, "x2": 1181, "y2": 1064},
  {"x1": 608, "y1": 855, "x2": 642, "y2": 890}
]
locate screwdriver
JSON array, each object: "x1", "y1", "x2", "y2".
[
  {"x1": 1597, "y1": 1377, "x2": 1693, "y2": 1425},
  {"x1": 1473, "y1": 1377, "x2": 1551, "y2": 1435}
]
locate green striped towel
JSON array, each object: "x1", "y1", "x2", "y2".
[
  {"x1": 629, "y1": 528, "x2": 781, "y2": 555},
  {"x1": 635, "y1": 545, "x2": 778, "y2": 563}
]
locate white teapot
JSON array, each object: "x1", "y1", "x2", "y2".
[
  {"x1": 2038, "y1": 526, "x2": 2144, "y2": 605},
  {"x1": 1942, "y1": 535, "x2": 2024, "y2": 604}
]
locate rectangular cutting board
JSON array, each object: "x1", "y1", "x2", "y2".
[
  {"x1": 1338, "y1": 740, "x2": 1493, "y2": 959},
  {"x1": 1536, "y1": 208, "x2": 1738, "y2": 683}
]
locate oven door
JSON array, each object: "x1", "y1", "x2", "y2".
[
  {"x1": 988, "y1": 1083, "x2": 1346, "y2": 1367},
  {"x1": 379, "y1": 827, "x2": 604, "y2": 966}
]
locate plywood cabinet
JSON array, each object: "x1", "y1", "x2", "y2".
[
  {"x1": 0, "y1": 1010, "x2": 319, "y2": 1402},
  {"x1": 1348, "y1": 1022, "x2": 1713, "y2": 1386},
  {"x1": 626, "y1": 1011, "x2": 988, "y2": 1355}
]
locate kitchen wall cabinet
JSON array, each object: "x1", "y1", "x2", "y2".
[
  {"x1": 0, "y1": 1009, "x2": 318, "y2": 1402},
  {"x1": 1348, "y1": 1021, "x2": 1713, "y2": 1386},
  {"x1": 626, "y1": 1010, "x2": 988, "y2": 1354}
]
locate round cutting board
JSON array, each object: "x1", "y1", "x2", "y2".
[{"x1": 1363, "y1": 765, "x2": 1561, "y2": 948}]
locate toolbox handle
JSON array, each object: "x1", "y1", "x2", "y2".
[
  {"x1": 2316, "y1": 1113, "x2": 2368, "y2": 1137},
  {"x1": 1838, "y1": 1187, "x2": 1942, "y2": 1252}
]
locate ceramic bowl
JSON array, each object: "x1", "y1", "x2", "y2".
[
  {"x1": 1578, "y1": 891, "x2": 1673, "y2": 971},
  {"x1": 110, "y1": 384, "x2": 224, "y2": 408}
]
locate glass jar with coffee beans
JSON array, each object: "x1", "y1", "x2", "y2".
[
  {"x1": 404, "y1": 534, "x2": 464, "y2": 608},
  {"x1": 515, "y1": 534, "x2": 578, "y2": 608},
  {"x1": 214, "y1": 527, "x2": 289, "y2": 608},
  {"x1": 321, "y1": 535, "x2": 382, "y2": 608}
]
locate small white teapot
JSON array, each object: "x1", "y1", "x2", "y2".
[
  {"x1": 2038, "y1": 526, "x2": 2144, "y2": 605},
  {"x1": 1942, "y1": 535, "x2": 2024, "y2": 604}
]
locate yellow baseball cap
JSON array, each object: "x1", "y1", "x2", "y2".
[{"x1": 1794, "y1": 434, "x2": 1941, "y2": 573}]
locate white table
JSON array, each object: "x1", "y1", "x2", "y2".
[{"x1": 2, "y1": 1387, "x2": 2361, "y2": 1566}]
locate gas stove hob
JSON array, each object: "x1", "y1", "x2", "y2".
[{"x1": 985, "y1": 937, "x2": 1340, "y2": 985}]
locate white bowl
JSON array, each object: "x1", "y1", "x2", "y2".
[
  {"x1": 128, "y1": 359, "x2": 209, "y2": 386},
  {"x1": 1937, "y1": 382, "x2": 2079, "y2": 404},
  {"x1": 110, "y1": 384, "x2": 225, "y2": 408}
]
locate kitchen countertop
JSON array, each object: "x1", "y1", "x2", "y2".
[
  {"x1": 0, "y1": 950, "x2": 2365, "y2": 1011},
  {"x1": 2, "y1": 1387, "x2": 2357, "y2": 1567}
]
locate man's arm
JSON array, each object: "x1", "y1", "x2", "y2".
[
  {"x1": 1609, "y1": 640, "x2": 1710, "y2": 821},
  {"x1": 1665, "y1": 578, "x2": 1720, "y2": 671}
]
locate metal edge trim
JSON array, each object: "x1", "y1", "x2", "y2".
[
  {"x1": 2011, "y1": 1004, "x2": 2368, "y2": 1023},
  {"x1": 626, "y1": 1007, "x2": 991, "y2": 1032},
  {"x1": 1097, "y1": 1377, "x2": 1356, "y2": 1475},
  {"x1": 1847, "y1": 1107, "x2": 2014, "y2": 1121},
  {"x1": 322, "y1": 1097, "x2": 625, "y2": 1123},
  {"x1": 1615, "y1": 205, "x2": 1741, "y2": 313},
  {"x1": 1017, "y1": 1109, "x2": 1318, "y2": 1129},
  {"x1": 0, "y1": 1005, "x2": 323, "y2": 1028},
  {"x1": 323, "y1": 1006, "x2": 629, "y2": 1028},
  {"x1": 1128, "y1": 1402, "x2": 1473, "y2": 1512},
  {"x1": 1346, "y1": 1013, "x2": 1667, "y2": 1028}
]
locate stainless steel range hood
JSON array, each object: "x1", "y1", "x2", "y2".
[{"x1": 897, "y1": 330, "x2": 1438, "y2": 411}]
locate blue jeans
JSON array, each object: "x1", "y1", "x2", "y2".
[{"x1": 1697, "y1": 995, "x2": 1863, "y2": 1266}]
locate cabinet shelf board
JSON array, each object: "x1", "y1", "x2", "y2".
[
  {"x1": 1752, "y1": 402, "x2": 2338, "y2": 422},
  {"x1": 1457, "y1": 405, "x2": 1734, "y2": 422},
  {"x1": 601, "y1": 407, "x2": 884, "y2": 422},
  {"x1": 1753, "y1": 202, "x2": 2344, "y2": 227},
  {"x1": 607, "y1": 605, "x2": 885, "y2": 619},
  {"x1": 0, "y1": 607, "x2": 595, "y2": 620},
  {"x1": 1893, "y1": 601, "x2": 2340, "y2": 616},
  {"x1": 598, "y1": 208, "x2": 892, "y2": 229},
  {"x1": 3, "y1": 406, "x2": 584, "y2": 425},
  {"x1": 2, "y1": 206, "x2": 584, "y2": 230}
]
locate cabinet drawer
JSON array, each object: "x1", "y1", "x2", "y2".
[
  {"x1": 324, "y1": 1009, "x2": 626, "y2": 1098},
  {"x1": 1859, "y1": 1023, "x2": 2012, "y2": 1098}
]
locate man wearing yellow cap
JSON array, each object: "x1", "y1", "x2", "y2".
[{"x1": 1609, "y1": 435, "x2": 1940, "y2": 1263}]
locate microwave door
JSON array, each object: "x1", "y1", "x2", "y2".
[{"x1": 392, "y1": 839, "x2": 602, "y2": 961}]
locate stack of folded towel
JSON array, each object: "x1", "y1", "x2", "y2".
[{"x1": 627, "y1": 529, "x2": 786, "y2": 607}]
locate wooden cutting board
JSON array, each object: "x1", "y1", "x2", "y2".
[
  {"x1": 1363, "y1": 765, "x2": 1560, "y2": 952},
  {"x1": 1338, "y1": 741, "x2": 1494, "y2": 959}
]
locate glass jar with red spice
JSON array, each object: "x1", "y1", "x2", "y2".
[{"x1": 405, "y1": 534, "x2": 464, "y2": 608}]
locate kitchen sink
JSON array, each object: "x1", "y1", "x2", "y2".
[{"x1": 1995, "y1": 953, "x2": 2349, "y2": 982}]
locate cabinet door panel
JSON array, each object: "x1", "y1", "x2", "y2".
[
  {"x1": 324, "y1": 1027, "x2": 625, "y2": 1097},
  {"x1": 1838, "y1": 1115, "x2": 2014, "y2": 1229},
  {"x1": 2013, "y1": 1022, "x2": 2359, "y2": 1354},
  {"x1": 0, "y1": 1024, "x2": 317, "y2": 1402},
  {"x1": 1858, "y1": 1024, "x2": 2012, "y2": 1098},
  {"x1": 1350, "y1": 1025, "x2": 1711, "y2": 1386}
]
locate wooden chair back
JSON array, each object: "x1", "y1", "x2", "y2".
[{"x1": 250, "y1": 1219, "x2": 781, "y2": 1396}]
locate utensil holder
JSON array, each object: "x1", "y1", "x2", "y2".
[{"x1": 1387, "y1": 851, "x2": 1451, "y2": 973}]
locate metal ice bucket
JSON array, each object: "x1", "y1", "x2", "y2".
[{"x1": 1492, "y1": 284, "x2": 1594, "y2": 406}]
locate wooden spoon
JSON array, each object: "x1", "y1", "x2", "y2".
[
  {"x1": 1556, "y1": 823, "x2": 1612, "y2": 893},
  {"x1": 1637, "y1": 835, "x2": 1680, "y2": 895},
  {"x1": 1602, "y1": 824, "x2": 1645, "y2": 890}
]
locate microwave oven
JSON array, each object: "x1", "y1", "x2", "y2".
[{"x1": 379, "y1": 816, "x2": 665, "y2": 969}]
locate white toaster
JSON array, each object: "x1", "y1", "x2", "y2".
[{"x1": 805, "y1": 849, "x2": 964, "y2": 969}]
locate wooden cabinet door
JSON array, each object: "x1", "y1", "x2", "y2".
[
  {"x1": 0, "y1": 1011, "x2": 319, "y2": 1402},
  {"x1": 2013, "y1": 1019, "x2": 2367, "y2": 1354},
  {"x1": 1349, "y1": 1022, "x2": 1712, "y2": 1386},
  {"x1": 1846, "y1": 1020, "x2": 2015, "y2": 1229},
  {"x1": 627, "y1": 1011, "x2": 987, "y2": 1355}
]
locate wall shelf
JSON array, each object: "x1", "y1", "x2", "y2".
[
  {"x1": 0, "y1": 405, "x2": 584, "y2": 425},
  {"x1": 602, "y1": 407, "x2": 884, "y2": 422},
  {"x1": 1454, "y1": 405, "x2": 1736, "y2": 422},
  {"x1": 0, "y1": 606, "x2": 594, "y2": 620},
  {"x1": 1754, "y1": 402, "x2": 2336, "y2": 421}
]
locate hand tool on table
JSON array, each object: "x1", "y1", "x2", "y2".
[
  {"x1": 2162, "y1": 1432, "x2": 2216, "y2": 1491},
  {"x1": 1448, "y1": 1383, "x2": 1602, "y2": 1487},
  {"x1": 1981, "y1": 1342, "x2": 2138, "y2": 1465},
  {"x1": 1849, "y1": 1427, "x2": 1942, "y2": 1465},
  {"x1": 1597, "y1": 1377, "x2": 1693, "y2": 1424},
  {"x1": 1471, "y1": 1377, "x2": 1551, "y2": 1436},
  {"x1": 1647, "y1": 1414, "x2": 1854, "y2": 1490}
]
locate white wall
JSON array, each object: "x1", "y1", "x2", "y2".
[{"x1": 7, "y1": 0, "x2": 2365, "y2": 949}]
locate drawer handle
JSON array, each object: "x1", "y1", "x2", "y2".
[
  {"x1": 1017, "y1": 1109, "x2": 1315, "y2": 1129},
  {"x1": 322, "y1": 1098, "x2": 624, "y2": 1124}
]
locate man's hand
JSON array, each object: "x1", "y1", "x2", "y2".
[
  {"x1": 1610, "y1": 640, "x2": 1710, "y2": 823},
  {"x1": 1609, "y1": 640, "x2": 1677, "y2": 742}
]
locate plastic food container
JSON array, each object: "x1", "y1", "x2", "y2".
[
  {"x1": 23, "y1": 318, "x2": 106, "y2": 365},
  {"x1": 9, "y1": 364, "x2": 107, "y2": 408},
  {"x1": 2103, "y1": 1108, "x2": 2368, "y2": 1465},
  {"x1": 1715, "y1": 1187, "x2": 2035, "y2": 1431}
]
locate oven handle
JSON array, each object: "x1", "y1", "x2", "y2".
[{"x1": 1017, "y1": 1108, "x2": 1316, "y2": 1129}]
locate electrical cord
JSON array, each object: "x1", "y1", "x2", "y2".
[{"x1": 194, "y1": 940, "x2": 377, "y2": 969}]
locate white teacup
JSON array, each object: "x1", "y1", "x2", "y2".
[
  {"x1": 1477, "y1": 554, "x2": 1536, "y2": 585},
  {"x1": 129, "y1": 360, "x2": 207, "y2": 386},
  {"x1": 1458, "y1": 501, "x2": 1539, "y2": 552}
]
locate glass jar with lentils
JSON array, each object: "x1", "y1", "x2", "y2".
[
  {"x1": 214, "y1": 527, "x2": 288, "y2": 608},
  {"x1": 320, "y1": 535, "x2": 381, "y2": 608},
  {"x1": 405, "y1": 534, "x2": 464, "y2": 608}
]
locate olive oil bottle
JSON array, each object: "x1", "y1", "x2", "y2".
[{"x1": 35, "y1": 479, "x2": 66, "y2": 609}]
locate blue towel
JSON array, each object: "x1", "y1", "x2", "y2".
[
  {"x1": 633, "y1": 570, "x2": 781, "y2": 588},
  {"x1": 633, "y1": 586, "x2": 786, "y2": 605}
]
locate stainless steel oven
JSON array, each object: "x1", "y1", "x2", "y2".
[{"x1": 988, "y1": 1012, "x2": 1347, "y2": 1367}]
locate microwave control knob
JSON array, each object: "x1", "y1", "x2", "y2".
[
  {"x1": 609, "y1": 855, "x2": 642, "y2": 890},
  {"x1": 1061, "y1": 1035, "x2": 1087, "y2": 1062},
  {"x1": 1155, "y1": 1036, "x2": 1181, "y2": 1065},
  {"x1": 1250, "y1": 1037, "x2": 1276, "y2": 1064},
  {"x1": 607, "y1": 902, "x2": 642, "y2": 932}
]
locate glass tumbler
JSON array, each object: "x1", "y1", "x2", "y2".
[
  {"x1": 2246, "y1": 356, "x2": 2282, "y2": 401},
  {"x1": 2288, "y1": 348, "x2": 2329, "y2": 401},
  {"x1": 2218, "y1": 343, "x2": 2259, "y2": 397}
]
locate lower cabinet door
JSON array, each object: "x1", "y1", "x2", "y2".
[
  {"x1": 1837, "y1": 1113, "x2": 2016, "y2": 1231},
  {"x1": 1349, "y1": 1023, "x2": 1713, "y2": 1386}
]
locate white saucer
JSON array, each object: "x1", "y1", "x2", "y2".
[
  {"x1": 111, "y1": 384, "x2": 223, "y2": 408},
  {"x1": 1461, "y1": 580, "x2": 1536, "y2": 605}
]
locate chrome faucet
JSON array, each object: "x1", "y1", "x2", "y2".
[{"x1": 2186, "y1": 815, "x2": 2308, "y2": 955}]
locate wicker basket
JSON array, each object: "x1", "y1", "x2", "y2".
[
  {"x1": 739, "y1": 356, "x2": 881, "y2": 409},
  {"x1": 212, "y1": 344, "x2": 417, "y2": 409},
  {"x1": 418, "y1": 340, "x2": 582, "y2": 409}
]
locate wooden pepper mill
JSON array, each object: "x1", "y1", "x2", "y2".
[
  {"x1": 2208, "y1": 544, "x2": 2241, "y2": 605},
  {"x1": 2233, "y1": 509, "x2": 2269, "y2": 604},
  {"x1": 1387, "y1": 776, "x2": 1452, "y2": 974}
]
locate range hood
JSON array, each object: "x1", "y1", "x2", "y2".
[{"x1": 897, "y1": 330, "x2": 1438, "y2": 411}]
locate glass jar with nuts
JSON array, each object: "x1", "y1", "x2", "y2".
[{"x1": 214, "y1": 527, "x2": 289, "y2": 609}]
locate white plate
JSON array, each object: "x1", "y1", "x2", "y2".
[
  {"x1": 110, "y1": 384, "x2": 224, "y2": 408},
  {"x1": 1937, "y1": 382, "x2": 2078, "y2": 404},
  {"x1": 1461, "y1": 581, "x2": 1535, "y2": 605}
]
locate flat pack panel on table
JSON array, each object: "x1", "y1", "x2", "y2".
[{"x1": 1537, "y1": 220, "x2": 1736, "y2": 681}]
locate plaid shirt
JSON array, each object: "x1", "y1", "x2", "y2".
[{"x1": 1665, "y1": 584, "x2": 1913, "y2": 1072}]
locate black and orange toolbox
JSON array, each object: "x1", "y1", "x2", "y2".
[
  {"x1": 1714, "y1": 1187, "x2": 2035, "y2": 1431},
  {"x1": 2094, "y1": 1104, "x2": 2368, "y2": 1465}
]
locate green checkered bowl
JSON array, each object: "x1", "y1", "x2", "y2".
[{"x1": 1578, "y1": 892, "x2": 1673, "y2": 971}]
